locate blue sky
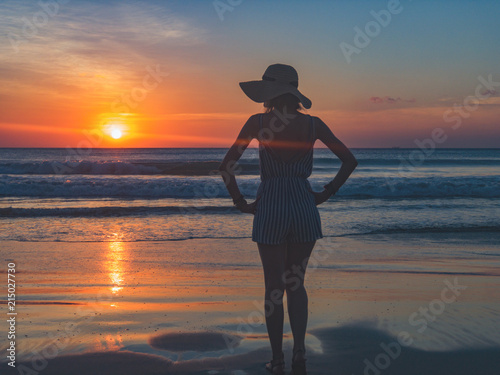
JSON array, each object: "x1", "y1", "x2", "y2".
[{"x1": 1, "y1": 0, "x2": 499, "y2": 147}]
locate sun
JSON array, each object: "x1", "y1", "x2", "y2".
[
  {"x1": 99, "y1": 113, "x2": 134, "y2": 142},
  {"x1": 111, "y1": 128, "x2": 122, "y2": 139}
]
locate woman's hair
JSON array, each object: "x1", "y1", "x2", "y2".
[{"x1": 264, "y1": 93, "x2": 304, "y2": 113}]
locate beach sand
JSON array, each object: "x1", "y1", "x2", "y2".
[{"x1": 1, "y1": 233, "x2": 500, "y2": 374}]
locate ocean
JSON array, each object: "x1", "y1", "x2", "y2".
[
  {"x1": 1, "y1": 147, "x2": 499, "y2": 243},
  {"x1": 1, "y1": 147, "x2": 500, "y2": 371}
]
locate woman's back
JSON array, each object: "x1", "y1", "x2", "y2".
[
  {"x1": 258, "y1": 112, "x2": 315, "y2": 163},
  {"x1": 257, "y1": 112, "x2": 315, "y2": 180},
  {"x1": 253, "y1": 112, "x2": 321, "y2": 245}
]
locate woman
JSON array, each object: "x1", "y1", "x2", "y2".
[{"x1": 218, "y1": 64, "x2": 358, "y2": 374}]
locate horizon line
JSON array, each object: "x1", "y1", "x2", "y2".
[{"x1": 0, "y1": 146, "x2": 499, "y2": 150}]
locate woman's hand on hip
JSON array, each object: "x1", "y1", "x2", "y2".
[
  {"x1": 236, "y1": 196, "x2": 261, "y2": 214},
  {"x1": 312, "y1": 189, "x2": 334, "y2": 205}
]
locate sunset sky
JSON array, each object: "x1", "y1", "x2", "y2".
[{"x1": 1, "y1": 0, "x2": 499, "y2": 148}]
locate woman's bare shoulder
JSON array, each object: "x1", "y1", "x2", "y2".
[
  {"x1": 310, "y1": 115, "x2": 328, "y2": 126},
  {"x1": 247, "y1": 113, "x2": 261, "y2": 129},
  {"x1": 239, "y1": 113, "x2": 261, "y2": 139},
  {"x1": 248, "y1": 113, "x2": 261, "y2": 121},
  {"x1": 309, "y1": 116, "x2": 330, "y2": 136}
]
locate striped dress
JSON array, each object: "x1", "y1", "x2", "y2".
[{"x1": 252, "y1": 114, "x2": 323, "y2": 245}]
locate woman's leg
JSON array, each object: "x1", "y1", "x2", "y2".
[
  {"x1": 257, "y1": 242, "x2": 287, "y2": 360},
  {"x1": 284, "y1": 240, "x2": 316, "y2": 355}
]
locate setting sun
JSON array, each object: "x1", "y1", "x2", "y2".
[
  {"x1": 111, "y1": 128, "x2": 122, "y2": 139},
  {"x1": 98, "y1": 113, "x2": 135, "y2": 144},
  {"x1": 99, "y1": 115, "x2": 132, "y2": 142}
]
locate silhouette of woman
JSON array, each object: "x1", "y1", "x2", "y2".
[{"x1": 218, "y1": 64, "x2": 358, "y2": 374}]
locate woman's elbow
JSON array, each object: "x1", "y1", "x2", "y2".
[{"x1": 344, "y1": 158, "x2": 358, "y2": 169}]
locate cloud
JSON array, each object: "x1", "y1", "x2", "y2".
[
  {"x1": 0, "y1": 1, "x2": 206, "y2": 102},
  {"x1": 437, "y1": 90, "x2": 500, "y2": 107},
  {"x1": 370, "y1": 96, "x2": 416, "y2": 104}
]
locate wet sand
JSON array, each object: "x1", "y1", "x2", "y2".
[
  {"x1": 1, "y1": 234, "x2": 500, "y2": 374},
  {"x1": 4, "y1": 326, "x2": 500, "y2": 374}
]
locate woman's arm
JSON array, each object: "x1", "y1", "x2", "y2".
[
  {"x1": 313, "y1": 117, "x2": 358, "y2": 204},
  {"x1": 218, "y1": 114, "x2": 259, "y2": 208}
]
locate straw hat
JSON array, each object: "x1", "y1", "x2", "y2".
[{"x1": 239, "y1": 63, "x2": 312, "y2": 109}]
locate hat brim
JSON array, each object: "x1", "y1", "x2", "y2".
[{"x1": 239, "y1": 80, "x2": 312, "y2": 109}]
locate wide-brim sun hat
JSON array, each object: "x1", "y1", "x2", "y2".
[{"x1": 239, "y1": 63, "x2": 312, "y2": 109}]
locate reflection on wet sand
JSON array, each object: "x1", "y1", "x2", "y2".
[{"x1": 105, "y1": 238, "x2": 127, "y2": 295}]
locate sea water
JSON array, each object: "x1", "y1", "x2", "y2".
[{"x1": 1, "y1": 147, "x2": 498, "y2": 243}]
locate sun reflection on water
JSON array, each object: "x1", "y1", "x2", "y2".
[{"x1": 106, "y1": 239, "x2": 127, "y2": 295}]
